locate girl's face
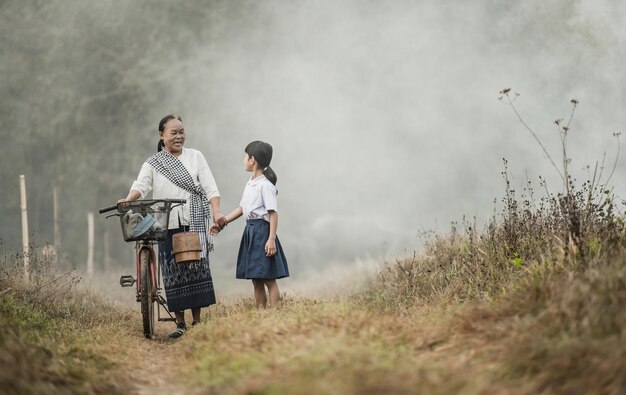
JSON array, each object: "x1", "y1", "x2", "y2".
[
  {"x1": 160, "y1": 118, "x2": 185, "y2": 155},
  {"x1": 243, "y1": 153, "x2": 256, "y2": 172}
]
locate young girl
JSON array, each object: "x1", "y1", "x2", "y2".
[{"x1": 213, "y1": 141, "x2": 289, "y2": 308}]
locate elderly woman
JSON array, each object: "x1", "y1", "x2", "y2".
[{"x1": 119, "y1": 115, "x2": 226, "y2": 338}]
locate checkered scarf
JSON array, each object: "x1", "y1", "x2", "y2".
[{"x1": 147, "y1": 150, "x2": 213, "y2": 258}]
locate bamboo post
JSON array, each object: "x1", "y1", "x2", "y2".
[
  {"x1": 19, "y1": 175, "x2": 29, "y2": 280},
  {"x1": 103, "y1": 229, "x2": 111, "y2": 271},
  {"x1": 53, "y1": 185, "x2": 61, "y2": 266},
  {"x1": 87, "y1": 212, "x2": 94, "y2": 276}
]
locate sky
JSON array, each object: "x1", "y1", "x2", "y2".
[{"x1": 3, "y1": 0, "x2": 626, "y2": 297}]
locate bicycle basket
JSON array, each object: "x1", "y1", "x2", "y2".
[{"x1": 117, "y1": 200, "x2": 173, "y2": 242}]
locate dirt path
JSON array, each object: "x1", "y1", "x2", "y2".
[
  {"x1": 104, "y1": 300, "x2": 523, "y2": 395},
  {"x1": 112, "y1": 319, "x2": 192, "y2": 395}
]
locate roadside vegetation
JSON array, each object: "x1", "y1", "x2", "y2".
[
  {"x1": 176, "y1": 169, "x2": 624, "y2": 394},
  {"x1": 0, "y1": 254, "x2": 138, "y2": 395}
]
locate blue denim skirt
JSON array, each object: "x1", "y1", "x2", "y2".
[{"x1": 236, "y1": 219, "x2": 289, "y2": 280}]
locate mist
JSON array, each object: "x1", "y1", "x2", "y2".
[{"x1": 2, "y1": 0, "x2": 626, "y2": 297}]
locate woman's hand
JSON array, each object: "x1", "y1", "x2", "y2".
[
  {"x1": 209, "y1": 223, "x2": 221, "y2": 236},
  {"x1": 118, "y1": 190, "x2": 141, "y2": 207},
  {"x1": 265, "y1": 238, "x2": 276, "y2": 257}
]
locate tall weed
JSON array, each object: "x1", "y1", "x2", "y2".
[{"x1": 358, "y1": 92, "x2": 626, "y2": 393}]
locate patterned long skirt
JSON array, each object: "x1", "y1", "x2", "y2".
[{"x1": 158, "y1": 227, "x2": 216, "y2": 312}]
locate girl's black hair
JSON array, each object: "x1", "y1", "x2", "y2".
[
  {"x1": 157, "y1": 114, "x2": 183, "y2": 152},
  {"x1": 245, "y1": 140, "x2": 277, "y2": 186}
]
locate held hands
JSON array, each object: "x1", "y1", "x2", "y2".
[
  {"x1": 265, "y1": 238, "x2": 277, "y2": 257},
  {"x1": 216, "y1": 217, "x2": 228, "y2": 229},
  {"x1": 210, "y1": 207, "x2": 242, "y2": 236},
  {"x1": 210, "y1": 214, "x2": 228, "y2": 236}
]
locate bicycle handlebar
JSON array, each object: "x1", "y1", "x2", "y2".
[
  {"x1": 98, "y1": 199, "x2": 187, "y2": 214},
  {"x1": 99, "y1": 205, "x2": 118, "y2": 214}
]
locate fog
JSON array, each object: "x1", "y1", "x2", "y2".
[{"x1": 2, "y1": 0, "x2": 626, "y2": 296}]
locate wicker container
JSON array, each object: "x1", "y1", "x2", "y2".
[{"x1": 172, "y1": 232, "x2": 202, "y2": 263}]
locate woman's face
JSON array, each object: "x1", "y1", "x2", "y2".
[{"x1": 160, "y1": 118, "x2": 185, "y2": 155}]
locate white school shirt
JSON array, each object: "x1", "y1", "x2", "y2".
[
  {"x1": 129, "y1": 148, "x2": 220, "y2": 229},
  {"x1": 240, "y1": 175, "x2": 278, "y2": 222}
]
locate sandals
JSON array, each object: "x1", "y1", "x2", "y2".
[
  {"x1": 168, "y1": 320, "x2": 202, "y2": 338},
  {"x1": 168, "y1": 322, "x2": 187, "y2": 338}
]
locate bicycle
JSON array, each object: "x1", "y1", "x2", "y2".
[{"x1": 99, "y1": 199, "x2": 186, "y2": 339}]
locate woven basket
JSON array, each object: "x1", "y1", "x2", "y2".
[{"x1": 172, "y1": 232, "x2": 202, "y2": 264}]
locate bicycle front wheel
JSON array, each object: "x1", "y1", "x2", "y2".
[{"x1": 139, "y1": 249, "x2": 155, "y2": 339}]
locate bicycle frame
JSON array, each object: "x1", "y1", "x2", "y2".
[{"x1": 135, "y1": 241, "x2": 175, "y2": 322}]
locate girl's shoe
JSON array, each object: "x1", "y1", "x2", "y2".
[
  {"x1": 192, "y1": 320, "x2": 201, "y2": 327},
  {"x1": 168, "y1": 322, "x2": 186, "y2": 338}
]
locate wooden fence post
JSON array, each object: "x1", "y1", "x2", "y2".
[
  {"x1": 19, "y1": 175, "x2": 29, "y2": 280},
  {"x1": 53, "y1": 185, "x2": 61, "y2": 266},
  {"x1": 103, "y1": 229, "x2": 111, "y2": 271},
  {"x1": 87, "y1": 212, "x2": 94, "y2": 277}
]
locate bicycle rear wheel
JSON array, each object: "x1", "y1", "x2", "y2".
[{"x1": 139, "y1": 249, "x2": 155, "y2": 338}]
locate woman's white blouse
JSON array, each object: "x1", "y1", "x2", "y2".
[
  {"x1": 240, "y1": 175, "x2": 278, "y2": 222},
  {"x1": 130, "y1": 148, "x2": 220, "y2": 229}
]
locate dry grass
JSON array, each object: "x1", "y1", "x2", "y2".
[
  {"x1": 176, "y1": 258, "x2": 624, "y2": 395},
  {"x1": 355, "y1": 174, "x2": 626, "y2": 394},
  {"x1": 2, "y1": 239, "x2": 624, "y2": 395},
  {"x1": 180, "y1": 297, "x2": 514, "y2": 395},
  {"x1": 0, "y1": 258, "x2": 139, "y2": 395}
]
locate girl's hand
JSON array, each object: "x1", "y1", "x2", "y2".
[{"x1": 265, "y1": 239, "x2": 276, "y2": 257}]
